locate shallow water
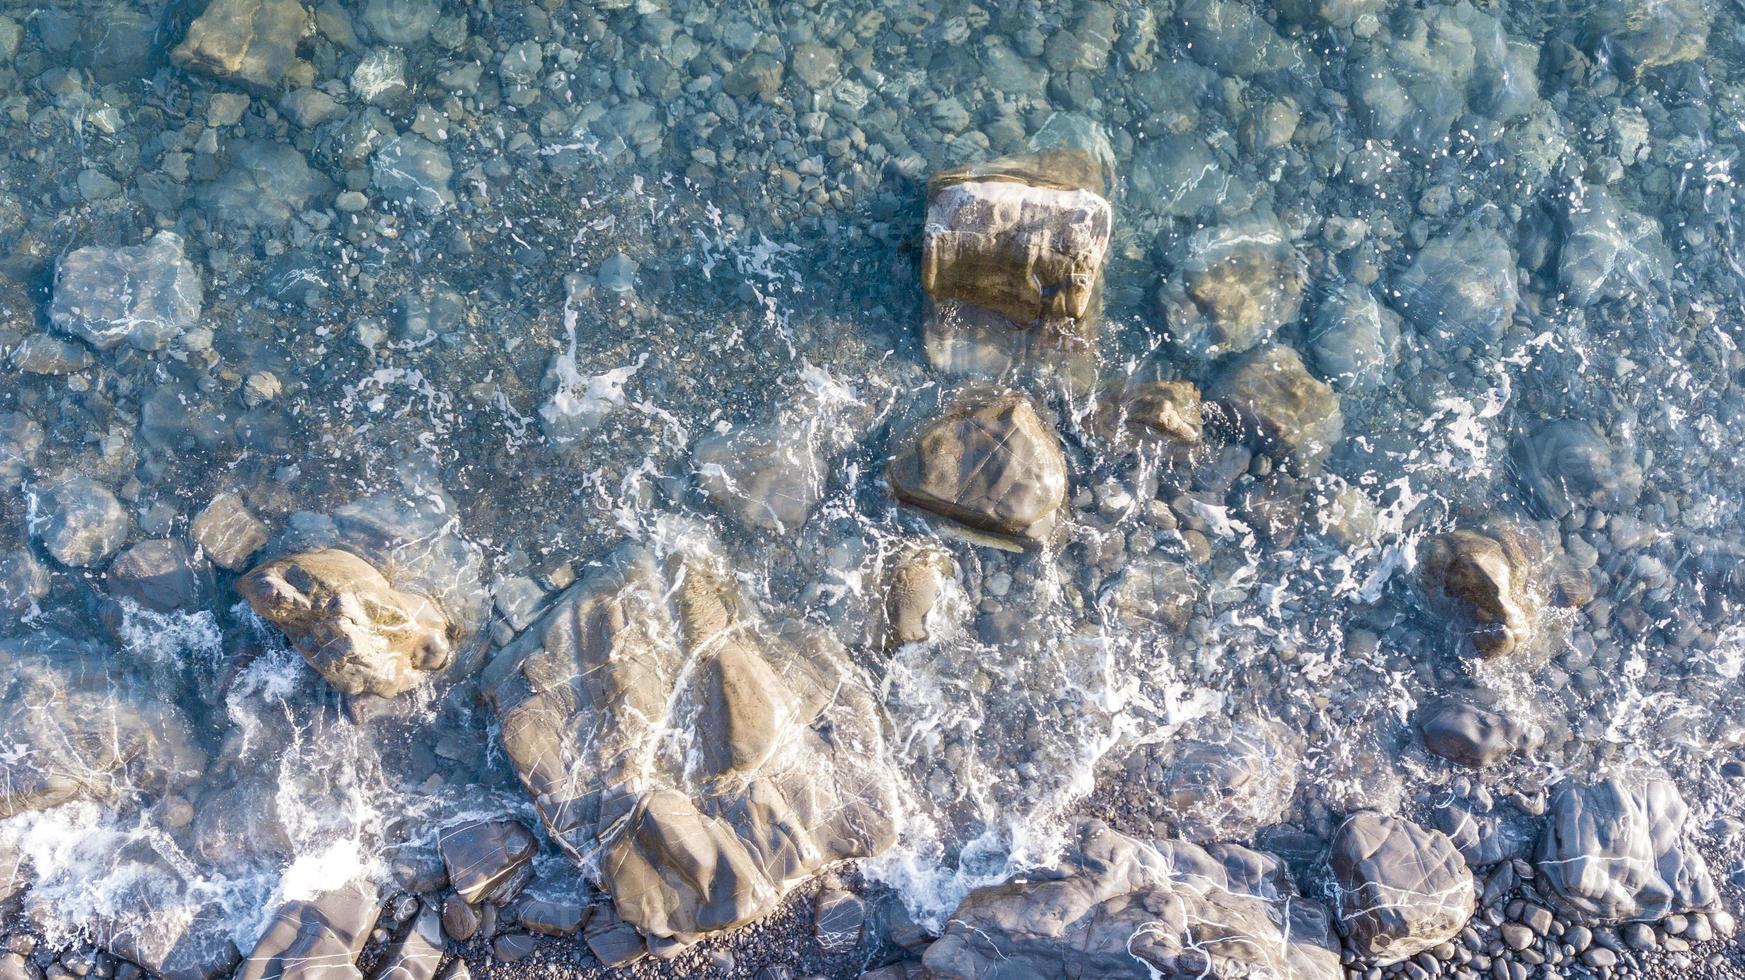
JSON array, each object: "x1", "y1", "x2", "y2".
[{"x1": 0, "y1": 0, "x2": 1743, "y2": 976}]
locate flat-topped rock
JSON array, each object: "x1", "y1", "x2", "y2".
[{"x1": 50, "y1": 232, "x2": 202, "y2": 352}]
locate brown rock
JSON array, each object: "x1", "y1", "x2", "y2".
[
  {"x1": 1211, "y1": 345, "x2": 1343, "y2": 473},
  {"x1": 1417, "y1": 527, "x2": 1539, "y2": 658},
  {"x1": 172, "y1": 0, "x2": 308, "y2": 91}
]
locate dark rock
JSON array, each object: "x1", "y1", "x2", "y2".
[
  {"x1": 437, "y1": 820, "x2": 537, "y2": 907},
  {"x1": 1536, "y1": 775, "x2": 1718, "y2": 922},
  {"x1": 1417, "y1": 698, "x2": 1541, "y2": 768},
  {"x1": 440, "y1": 896, "x2": 479, "y2": 943},
  {"x1": 582, "y1": 904, "x2": 645, "y2": 968},
  {"x1": 367, "y1": 904, "x2": 442, "y2": 980},
  {"x1": 106, "y1": 540, "x2": 214, "y2": 613},
  {"x1": 236, "y1": 882, "x2": 380, "y2": 980},
  {"x1": 9, "y1": 335, "x2": 94, "y2": 375},
  {"x1": 1330, "y1": 813, "x2": 1475, "y2": 964},
  {"x1": 489, "y1": 934, "x2": 536, "y2": 964}
]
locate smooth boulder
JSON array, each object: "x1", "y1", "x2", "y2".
[
  {"x1": 31, "y1": 477, "x2": 131, "y2": 568},
  {"x1": 238, "y1": 549, "x2": 453, "y2": 698},
  {"x1": 50, "y1": 233, "x2": 202, "y2": 352},
  {"x1": 1329, "y1": 813, "x2": 1475, "y2": 965},
  {"x1": 1417, "y1": 697, "x2": 1541, "y2": 768}
]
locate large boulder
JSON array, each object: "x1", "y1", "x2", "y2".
[
  {"x1": 238, "y1": 883, "x2": 381, "y2": 980},
  {"x1": 1416, "y1": 526, "x2": 1539, "y2": 659},
  {"x1": 1558, "y1": 186, "x2": 1670, "y2": 306},
  {"x1": 106, "y1": 539, "x2": 214, "y2": 613},
  {"x1": 49, "y1": 233, "x2": 202, "y2": 352},
  {"x1": 1393, "y1": 225, "x2": 1518, "y2": 346},
  {"x1": 438, "y1": 820, "x2": 536, "y2": 906},
  {"x1": 172, "y1": 0, "x2": 308, "y2": 91},
  {"x1": 1585, "y1": 0, "x2": 1710, "y2": 74},
  {"x1": 238, "y1": 549, "x2": 454, "y2": 698},
  {"x1": 1307, "y1": 283, "x2": 1402, "y2": 391},
  {"x1": 887, "y1": 388, "x2": 1068, "y2": 548},
  {"x1": 1159, "y1": 212, "x2": 1304, "y2": 359},
  {"x1": 1210, "y1": 345, "x2": 1344, "y2": 474},
  {"x1": 1329, "y1": 813, "x2": 1475, "y2": 965},
  {"x1": 923, "y1": 820, "x2": 1342, "y2": 979},
  {"x1": 480, "y1": 535, "x2": 898, "y2": 945},
  {"x1": 1536, "y1": 775, "x2": 1718, "y2": 922},
  {"x1": 30, "y1": 477, "x2": 131, "y2": 568},
  {"x1": 1155, "y1": 726, "x2": 1298, "y2": 841},
  {"x1": 1416, "y1": 696, "x2": 1541, "y2": 769}
]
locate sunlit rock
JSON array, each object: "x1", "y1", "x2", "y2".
[
  {"x1": 1513, "y1": 419, "x2": 1643, "y2": 517},
  {"x1": 31, "y1": 477, "x2": 131, "y2": 568},
  {"x1": 1536, "y1": 774, "x2": 1719, "y2": 922},
  {"x1": 49, "y1": 233, "x2": 202, "y2": 352},
  {"x1": 1210, "y1": 345, "x2": 1343, "y2": 474},
  {"x1": 1392, "y1": 224, "x2": 1518, "y2": 346},
  {"x1": 1586, "y1": 0, "x2": 1710, "y2": 74},
  {"x1": 238, "y1": 882, "x2": 381, "y2": 980},
  {"x1": 1094, "y1": 379, "x2": 1204, "y2": 450},
  {"x1": 172, "y1": 0, "x2": 308, "y2": 91},
  {"x1": 878, "y1": 542, "x2": 957, "y2": 650},
  {"x1": 191, "y1": 492, "x2": 270, "y2": 570},
  {"x1": 1416, "y1": 695, "x2": 1542, "y2": 768},
  {"x1": 239, "y1": 549, "x2": 454, "y2": 698},
  {"x1": 1160, "y1": 213, "x2": 1304, "y2": 360},
  {"x1": 924, "y1": 820, "x2": 1342, "y2": 979},
  {"x1": 1416, "y1": 526, "x2": 1539, "y2": 659},
  {"x1": 1330, "y1": 812, "x2": 1475, "y2": 965},
  {"x1": 888, "y1": 388, "x2": 1069, "y2": 548},
  {"x1": 439, "y1": 819, "x2": 536, "y2": 906},
  {"x1": 480, "y1": 536, "x2": 898, "y2": 945},
  {"x1": 1558, "y1": 185, "x2": 1670, "y2": 306}
]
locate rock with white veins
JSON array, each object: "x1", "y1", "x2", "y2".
[
  {"x1": 1329, "y1": 812, "x2": 1476, "y2": 965},
  {"x1": 50, "y1": 233, "x2": 203, "y2": 352},
  {"x1": 239, "y1": 882, "x2": 381, "y2": 980},
  {"x1": 1536, "y1": 774, "x2": 1719, "y2": 922}
]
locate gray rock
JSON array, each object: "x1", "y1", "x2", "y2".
[
  {"x1": 1093, "y1": 379, "x2": 1204, "y2": 449},
  {"x1": 360, "y1": 0, "x2": 438, "y2": 44},
  {"x1": 1103, "y1": 557, "x2": 1196, "y2": 632},
  {"x1": 1586, "y1": 0, "x2": 1710, "y2": 74},
  {"x1": 516, "y1": 894, "x2": 588, "y2": 937},
  {"x1": 279, "y1": 88, "x2": 344, "y2": 128},
  {"x1": 1330, "y1": 813, "x2": 1475, "y2": 965},
  {"x1": 238, "y1": 549, "x2": 454, "y2": 697},
  {"x1": 480, "y1": 535, "x2": 898, "y2": 944},
  {"x1": 1416, "y1": 526, "x2": 1540, "y2": 659},
  {"x1": 1307, "y1": 283, "x2": 1402, "y2": 391},
  {"x1": 1393, "y1": 225, "x2": 1518, "y2": 346},
  {"x1": 1128, "y1": 133, "x2": 1250, "y2": 222},
  {"x1": 372, "y1": 136, "x2": 455, "y2": 213},
  {"x1": 887, "y1": 388, "x2": 1069, "y2": 547},
  {"x1": 238, "y1": 883, "x2": 381, "y2": 980},
  {"x1": 191, "y1": 493, "x2": 270, "y2": 570},
  {"x1": 788, "y1": 42, "x2": 839, "y2": 90},
  {"x1": 1210, "y1": 345, "x2": 1344, "y2": 474},
  {"x1": 924, "y1": 820, "x2": 1342, "y2": 979},
  {"x1": 878, "y1": 543, "x2": 956, "y2": 650},
  {"x1": 1177, "y1": 0, "x2": 1304, "y2": 76},
  {"x1": 812, "y1": 888, "x2": 866, "y2": 952},
  {"x1": 1559, "y1": 186, "x2": 1670, "y2": 306},
  {"x1": 693, "y1": 424, "x2": 824, "y2": 535},
  {"x1": 1513, "y1": 420, "x2": 1642, "y2": 517},
  {"x1": 1536, "y1": 775, "x2": 1719, "y2": 922},
  {"x1": 106, "y1": 539, "x2": 214, "y2": 612},
  {"x1": 1429, "y1": 796, "x2": 1536, "y2": 868},
  {"x1": 199, "y1": 141, "x2": 331, "y2": 226},
  {"x1": 1156, "y1": 725, "x2": 1298, "y2": 841},
  {"x1": 440, "y1": 895, "x2": 479, "y2": 942},
  {"x1": 9, "y1": 334, "x2": 94, "y2": 375},
  {"x1": 49, "y1": 233, "x2": 202, "y2": 352},
  {"x1": 1417, "y1": 697, "x2": 1540, "y2": 768},
  {"x1": 582, "y1": 903, "x2": 646, "y2": 967},
  {"x1": 437, "y1": 819, "x2": 536, "y2": 907},
  {"x1": 32, "y1": 477, "x2": 131, "y2": 568},
  {"x1": 367, "y1": 903, "x2": 442, "y2": 980},
  {"x1": 172, "y1": 0, "x2": 307, "y2": 90},
  {"x1": 350, "y1": 47, "x2": 409, "y2": 105},
  {"x1": 0, "y1": 411, "x2": 43, "y2": 484},
  {"x1": 0, "y1": 16, "x2": 19, "y2": 62},
  {"x1": 1160, "y1": 213, "x2": 1304, "y2": 359},
  {"x1": 0, "y1": 549, "x2": 50, "y2": 617}
]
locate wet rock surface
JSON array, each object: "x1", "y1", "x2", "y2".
[
  {"x1": 49, "y1": 234, "x2": 202, "y2": 352},
  {"x1": 1330, "y1": 812, "x2": 1476, "y2": 964},
  {"x1": 1417, "y1": 526, "x2": 1541, "y2": 659},
  {"x1": 1210, "y1": 345, "x2": 1344, "y2": 474},
  {"x1": 1537, "y1": 775, "x2": 1719, "y2": 923}
]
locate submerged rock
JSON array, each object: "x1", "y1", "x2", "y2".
[
  {"x1": 1103, "y1": 557, "x2": 1196, "y2": 632},
  {"x1": 1586, "y1": 0, "x2": 1710, "y2": 74},
  {"x1": 1393, "y1": 225, "x2": 1518, "y2": 346},
  {"x1": 106, "y1": 539, "x2": 214, "y2": 613},
  {"x1": 238, "y1": 548, "x2": 454, "y2": 698},
  {"x1": 239, "y1": 883, "x2": 381, "y2": 980},
  {"x1": 49, "y1": 233, "x2": 203, "y2": 352},
  {"x1": 1210, "y1": 345, "x2": 1344, "y2": 474},
  {"x1": 923, "y1": 820, "x2": 1342, "y2": 979},
  {"x1": 172, "y1": 0, "x2": 308, "y2": 91},
  {"x1": 372, "y1": 136, "x2": 456, "y2": 214},
  {"x1": 1417, "y1": 526, "x2": 1539, "y2": 658},
  {"x1": 887, "y1": 388, "x2": 1068, "y2": 547},
  {"x1": 1156, "y1": 725, "x2": 1298, "y2": 841},
  {"x1": 1513, "y1": 419, "x2": 1643, "y2": 517},
  {"x1": 879, "y1": 542, "x2": 957, "y2": 650},
  {"x1": 1330, "y1": 812, "x2": 1475, "y2": 965},
  {"x1": 1537, "y1": 775, "x2": 1719, "y2": 922},
  {"x1": 1558, "y1": 185, "x2": 1670, "y2": 306},
  {"x1": 191, "y1": 492, "x2": 270, "y2": 570},
  {"x1": 1307, "y1": 283, "x2": 1401, "y2": 391},
  {"x1": 1160, "y1": 212, "x2": 1304, "y2": 359},
  {"x1": 480, "y1": 536, "x2": 897, "y2": 944},
  {"x1": 31, "y1": 477, "x2": 131, "y2": 568},
  {"x1": 694, "y1": 424, "x2": 823, "y2": 534},
  {"x1": 1416, "y1": 696, "x2": 1541, "y2": 768},
  {"x1": 1094, "y1": 379, "x2": 1204, "y2": 448}
]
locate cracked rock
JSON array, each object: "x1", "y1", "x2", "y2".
[
  {"x1": 1330, "y1": 812, "x2": 1475, "y2": 965},
  {"x1": 239, "y1": 883, "x2": 381, "y2": 980},
  {"x1": 1536, "y1": 774, "x2": 1719, "y2": 922},
  {"x1": 50, "y1": 232, "x2": 202, "y2": 352}
]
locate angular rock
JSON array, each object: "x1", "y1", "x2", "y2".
[
  {"x1": 1157, "y1": 726, "x2": 1298, "y2": 841},
  {"x1": 360, "y1": 0, "x2": 438, "y2": 44},
  {"x1": 1537, "y1": 775, "x2": 1719, "y2": 922},
  {"x1": 368, "y1": 903, "x2": 442, "y2": 980},
  {"x1": 1093, "y1": 379, "x2": 1204, "y2": 448},
  {"x1": 1330, "y1": 812, "x2": 1475, "y2": 964},
  {"x1": 924, "y1": 820, "x2": 1342, "y2": 979},
  {"x1": 880, "y1": 543, "x2": 956, "y2": 650},
  {"x1": 49, "y1": 233, "x2": 202, "y2": 352},
  {"x1": 1307, "y1": 283, "x2": 1402, "y2": 391},
  {"x1": 172, "y1": 0, "x2": 307, "y2": 91},
  {"x1": 1559, "y1": 186, "x2": 1670, "y2": 306},
  {"x1": 1429, "y1": 796, "x2": 1536, "y2": 869},
  {"x1": 31, "y1": 477, "x2": 131, "y2": 568},
  {"x1": 1393, "y1": 225, "x2": 1518, "y2": 345},
  {"x1": 1417, "y1": 527, "x2": 1539, "y2": 658},
  {"x1": 1586, "y1": 0, "x2": 1710, "y2": 74},
  {"x1": 0, "y1": 411, "x2": 43, "y2": 484},
  {"x1": 0, "y1": 549, "x2": 50, "y2": 618},
  {"x1": 1514, "y1": 420, "x2": 1643, "y2": 517},
  {"x1": 191, "y1": 493, "x2": 271, "y2": 570},
  {"x1": 1416, "y1": 697, "x2": 1540, "y2": 768},
  {"x1": 1160, "y1": 212, "x2": 1304, "y2": 359},
  {"x1": 480, "y1": 536, "x2": 898, "y2": 944},
  {"x1": 199, "y1": 141, "x2": 330, "y2": 226},
  {"x1": 1102, "y1": 557, "x2": 1195, "y2": 632},
  {"x1": 1210, "y1": 345, "x2": 1344, "y2": 474},
  {"x1": 238, "y1": 882, "x2": 381, "y2": 980},
  {"x1": 106, "y1": 539, "x2": 215, "y2": 612},
  {"x1": 9, "y1": 335, "x2": 94, "y2": 375},
  {"x1": 693, "y1": 424, "x2": 823, "y2": 535},
  {"x1": 887, "y1": 388, "x2": 1068, "y2": 547},
  {"x1": 437, "y1": 819, "x2": 537, "y2": 907},
  {"x1": 582, "y1": 904, "x2": 646, "y2": 967},
  {"x1": 1177, "y1": 0, "x2": 1305, "y2": 76},
  {"x1": 238, "y1": 548, "x2": 453, "y2": 697},
  {"x1": 372, "y1": 136, "x2": 455, "y2": 214}
]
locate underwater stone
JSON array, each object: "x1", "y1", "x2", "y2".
[
  {"x1": 0, "y1": 411, "x2": 42, "y2": 484},
  {"x1": 238, "y1": 882, "x2": 381, "y2": 980},
  {"x1": 360, "y1": 0, "x2": 438, "y2": 44},
  {"x1": 191, "y1": 492, "x2": 270, "y2": 570},
  {"x1": 49, "y1": 232, "x2": 203, "y2": 352},
  {"x1": 1095, "y1": 379, "x2": 1204, "y2": 448},
  {"x1": 238, "y1": 548, "x2": 453, "y2": 698},
  {"x1": 1307, "y1": 283, "x2": 1401, "y2": 391},
  {"x1": 1103, "y1": 557, "x2": 1195, "y2": 632},
  {"x1": 438, "y1": 819, "x2": 537, "y2": 906},
  {"x1": 1392, "y1": 224, "x2": 1518, "y2": 346},
  {"x1": 371, "y1": 135, "x2": 455, "y2": 213},
  {"x1": 198, "y1": 140, "x2": 330, "y2": 226},
  {"x1": 1156, "y1": 726, "x2": 1298, "y2": 841},
  {"x1": 1416, "y1": 697, "x2": 1541, "y2": 768},
  {"x1": 481, "y1": 537, "x2": 897, "y2": 944},
  {"x1": 1537, "y1": 775, "x2": 1719, "y2": 922},
  {"x1": 172, "y1": 0, "x2": 307, "y2": 91},
  {"x1": 1160, "y1": 212, "x2": 1304, "y2": 359},
  {"x1": 880, "y1": 543, "x2": 956, "y2": 650},
  {"x1": 0, "y1": 549, "x2": 49, "y2": 618},
  {"x1": 692, "y1": 423, "x2": 823, "y2": 535},
  {"x1": 1558, "y1": 185, "x2": 1671, "y2": 306},
  {"x1": 924, "y1": 820, "x2": 1342, "y2": 979},
  {"x1": 1513, "y1": 419, "x2": 1643, "y2": 517},
  {"x1": 888, "y1": 388, "x2": 1069, "y2": 547},
  {"x1": 1330, "y1": 812, "x2": 1475, "y2": 965},
  {"x1": 1417, "y1": 527, "x2": 1538, "y2": 659},
  {"x1": 32, "y1": 477, "x2": 131, "y2": 568},
  {"x1": 106, "y1": 539, "x2": 214, "y2": 613},
  {"x1": 1586, "y1": 0, "x2": 1710, "y2": 74},
  {"x1": 1210, "y1": 345, "x2": 1343, "y2": 474}
]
